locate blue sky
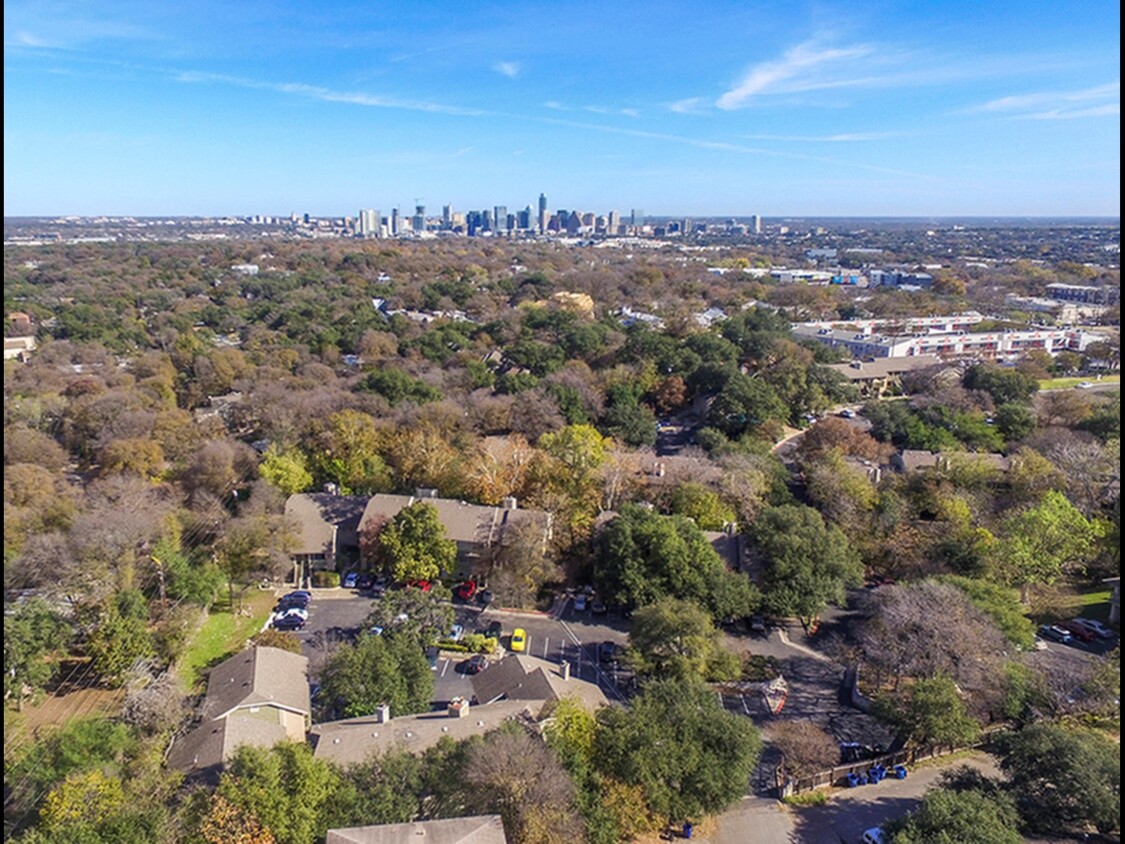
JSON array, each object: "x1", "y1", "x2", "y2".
[{"x1": 4, "y1": 1, "x2": 1120, "y2": 217}]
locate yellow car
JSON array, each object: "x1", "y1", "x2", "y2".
[{"x1": 510, "y1": 628, "x2": 528, "y2": 653}]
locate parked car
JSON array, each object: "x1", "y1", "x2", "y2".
[
  {"x1": 357, "y1": 573, "x2": 374, "y2": 590},
  {"x1": 276, "y1": 595, "x2": 310, "y2": 612},
  {"x1": 573, "y1": 593, "x2": 588, "y2": 612},
  {"x1": 342, "y1": 571, "x2": 359, "y2": 589},
  {"x1": 371, "y1": 575, "x2": 388, "y2": 596},
  {"x1": 1038, "y1": 624, "x2": 1073, "y2": 644},
  {"x1": 484, "y1": 621, "x2": 502, "y2": 640},
  {"x1": 1076, "y1": 618, "x2": 1114, "y2": 639},
  {"x1": 860, "y1": 828, "x2": 885, "y2": 844},
  {"x1": 478, "y1": 589, "x2": 494, "y2": 606},
  {"x1": 599, "y1": 641, "x2": 624, "y2": 662},
  {"x1": 510, "y1": 628, "x2": 528, "y2": 652},
  {"x1": 448, "y1": 624, "x2": 465, "y2": 642},
  {"x1": 750, "y1": 615, "x2": 767, "y2": 634},
  {"x1": 1077, "y1": 381, "x2": 1094, "y2": 389},
  {"x1": 424, "y1": 646, "x2": 440, "y2": 669},
  {"x1": 591, "y1": 598, "x2": 607, "y2": 614},
  {"x1": 456, "y1": 580, "x2": 477, "y2": 600},
  {"x1": 839, "y1": 408, "x2": 857, "y2": 418},
  {"x1": 273, "y1": 614, "x2": 305, "y2": 631},
  {"x1": 1061, "y1": 620, "x2": 1097, "y2": 642},
  {"x1": 276, "y1": 606, "x2": 309, "y2": 621},
  {"x1": 465, "y1": 654, "x2": 488, "y2": 674},
  {"x1": 407, "y1": 579, "x2": 432, "y2": 592}
]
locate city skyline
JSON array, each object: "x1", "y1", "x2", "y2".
[{"x1": 3, "y1": 0, "x2": 1120, "y2": 218}]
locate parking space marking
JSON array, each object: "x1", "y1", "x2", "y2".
[
  {"x1": 543, "y1": 637, "x2": 549, "y2": 658},
  {"x1": 440, "y1": 659, "x2": 450, "y2": 677}
]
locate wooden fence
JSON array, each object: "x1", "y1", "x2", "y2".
[{"x1": 781, "y1": 724, "x2": 1013, "y2": 795}]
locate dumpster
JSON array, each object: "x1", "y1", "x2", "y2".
[{"x1": 682, "y1": 821, "x2": 694, "y2": 839}]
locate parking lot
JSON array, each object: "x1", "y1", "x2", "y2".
[{"x1": 273, "y1": 587, "x2": 635, "y2": 707}]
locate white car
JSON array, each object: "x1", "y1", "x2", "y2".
[
  {"x1": 449, "y1": 624, "x2": 465, "y2": 642},
  {"x1": 276, "y1": 606, "x2": 308, "y2": 621},
  {"x1": 1076, "y1": 618, "x2": 1114, "y2": 639},
  {"x1": 1077, "y1": 381, "x2": 1094, "y2": 389}
]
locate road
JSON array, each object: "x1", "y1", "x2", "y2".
[{"x1": 696, "y1": 751, "x2": 1004, "y2": 844}]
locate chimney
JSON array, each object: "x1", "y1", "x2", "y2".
[
  {"x1": 560, "y1": 660, "x2": 570, "y2": 681},
  {"x1": 324, "y1": 483, "x2": 339, "y2": 496},
  {"x1": 448, "y1": 697, "x2": 470, "y2": 718},
  {"x1": 501, "y1": 496, "x2": 518, "y2": 510},
  {"x1": 415, "y1": 488, "x2": 439, "y2": 499},
  {"x1": 375, "y1": 703, "x2": 391, "y2": 723}
]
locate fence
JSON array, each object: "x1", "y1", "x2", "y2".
[{"x1": 781, "y1": 724, "x2": 1013, "y2": 795}]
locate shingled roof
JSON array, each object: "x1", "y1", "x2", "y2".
[
  {"x1": 200, "y1": 646, "x2": 310, "y2": 721},
  {"x1": 326, "y1": 815, "x2": 507, "y2": 844},
  {"x1": 165, "y1": 714, "x2": 291, "y2": 773},
  {"x1": 310, "y1": 699, "x2": 540, "y2": 767},
  {"x1": 470, "y1": 654, "x2": 609, "y2": 712},
  {"x1": 285, "y1": 493, "x2": 367, "y2": 557}
]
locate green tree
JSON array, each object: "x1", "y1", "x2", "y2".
[
  {"x1": 994, "y1": 490, "x2": 1099, "y2": 602},
  {"x1": 593, "y1": 505, "x2": 756, "y2": 620},
  {"x1": 320, "y1": 631, "x2": 434, "y2": 719},
  {"x1": 258, "y1": 444, "x2": 313, "y2": 496},
  {"x1": 213, "y1": 742, "x2": 340, "y2": 844},
  {"x1": 4, "y1": 598, "x2": 71, "y2": 710},
  {"x1": 38, "y1": 768, "x2": 126, "y2": 834},
  {"x1": 358, "y1": 368, "x2": 442, "y2": 406},
  {"x1": 594, "y1": 679, "x2": 761, "y2": 821},
  {"x1": 538, "y1": 424, "x2": 609, "y2": 478},
  {"x1": 885, "y1": 786, "x2": 1021, "y2": 844},
  {"x1": 962, "y1": 364, "x2": 1039, "y2": 405},
  {"x1": 999, "y1": 723, "x2": 1120, "y2": 835},
  {"x1": 707, "y1": 372, "x2": 788, "y2": 439},
  {"x1": 993, "y1": 402, "x2": 1036, "y2": 442},
  {"x1": 86, "y1": 600, "x2": 153, "y2": 685},
  {"x1": 667, "y1": 482, "x2": 736, "y2": 531},
  {"x1": 627, "y1": 598, "x2": 739, "y2": 683},
  {"x1": 875, "y1": 674, "x2": 980, "y2": 749},
  {"x1": 305, "y1": 409, "x2": 392, "y2": 495},
  {"x1": 751, "y1": 504, "x2": 863, "y2": 623},
  {"x1": 364, "y1": 585, "x2": 454, "y2": 644},
  {"x1": 373, "y1": 502, "x2": 457, "y2": 584}
]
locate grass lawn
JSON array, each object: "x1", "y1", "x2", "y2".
[
  {"x1": 178, "y1": 589, "x2": 277, "y2": 691},
  {"x1": 1038, "y1": 374, "x2": 1120, "y2": 390},
  {"x1": 1030, "y1": 580, "x2": 1113, "y2": 625}
]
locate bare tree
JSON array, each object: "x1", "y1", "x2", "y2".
[
  {"x1": 464, "y1": 727, "x2": 585, "y2": 844},
  {"x1": 769, "y1": 721, "x2": 839, "y2": 780}
]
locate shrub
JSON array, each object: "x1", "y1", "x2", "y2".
[{"x1": 312, "y1": 571, "x2": 340, "y2": 588}]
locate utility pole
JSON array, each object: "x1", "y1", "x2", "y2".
[{"x1": 151, "y1": 555, "x2": 168, "y2": 613}]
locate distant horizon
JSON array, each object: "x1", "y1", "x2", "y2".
[
  {"x1": 4, "y1": 0, "x2": 1118, "y2": 218},
  {"x1": 5, "y1": 213, "x2": 1120, "y2": 224}
]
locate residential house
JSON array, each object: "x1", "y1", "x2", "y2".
[
  {"x1": 285, "y1": 492, "x2": 368, "y2": 585},
  {"x1": 358, "y1": 492, "x2": 552, "y2": 579},
  {"x1": 469, "y1": 654, "x2": 610, "y2": 712},
  {"x1": 326, "y1": 816, "x2": 507, "y2": 844},
  {"x1": 3, "y1": 336, "x2": 36, "y2": 361},
  {"x1": 311, "y1": 698, "x2": 539, "y2": 767},
  {"x1": 167, "y1": 646, "x2": 310, "y2": 776},
  {"x1": 825, "y1": 355, "x2": 946, "y2": 398},
  {"x1": 891, "y1": 450, "x2": 1011, "y2": 475}
]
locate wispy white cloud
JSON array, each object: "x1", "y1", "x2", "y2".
[
  {"x1": 492, "y1": 61, "x2": 521, "y2": 79},
  {"x1": 542, "y1": 100, "x2": 567, "y2": 110},
  {"x1": 176, "y1": 71, "x2": 486, "y2": 116},
  {"x1": 741, "y1": 132, "x2": 900, "y2": 142},
  {"x1": 971, "y1": 82, "x2": 1119, "y2": 120},
  {"x1": 717, "y1": 39, "x2": 874, "y2": 109},
  {"x1": 6, "y1": 30, "x2": 54, "y2": 48},
  {"x1": 669, "y1": 97, "x2": 707, "y2": 114},
  {"x1": 532, "y1": 114, "x2": 935, "y2": 180},
  {"x1": 584, "y1": 105, "x2": 641, "y2": 118}
]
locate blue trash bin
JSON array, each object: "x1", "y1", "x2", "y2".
[
  {"x1": 894, "y1": 764, "x2": 908, "y2": 779},
  {"x1": 683, "y1": 821, "x2": 694, "y2": 839}
]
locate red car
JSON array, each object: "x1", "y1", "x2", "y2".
[
  {"x1": 407, "y1": 579, "x2": 432, "y2": 592},
  {"x1": 456, "y1": 580, "x2": 477, "y2": 600},
  {"x1": 1061, "y1": 620, "x2": 1096, "y2": 642}
]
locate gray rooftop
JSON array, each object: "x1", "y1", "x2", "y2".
[
  {"x1": 470, "y1": 654, "x2": 609, "y2": 712},
  {"x1": 166, "y1": 714, "x2": 291, "y2": 773},
  {"x1": 310, "y1": 699, "x2": 540, "y2": 767},
  {"x1": 201, "y1": 646, "x2": 310, "y2": 721},
  {"x1": 326, "y1": 815, "x2": 507, "y2": 844},
  {"x1": 285, "y1": 493, "x2": 368, "y2": 556}
]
